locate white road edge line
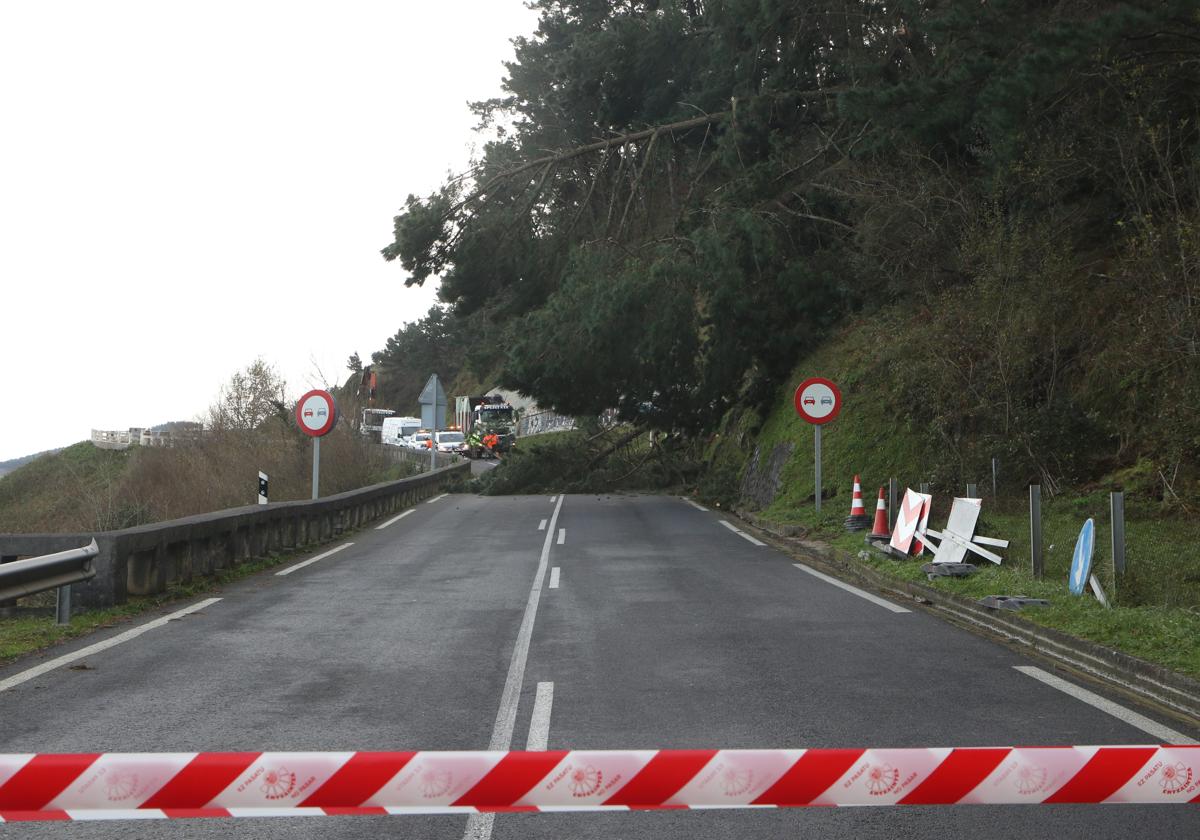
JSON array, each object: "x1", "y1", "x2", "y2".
[
  {"x1": 557, "y1": 528, "x2": 566, "y2": 545},
  {"x1": 538, "y1": 519, "x2": 547, "y2": 531},
  {"x1": 792, "y1": 562, "x2": 912, "y2": 613},
  {"x1": 0, "y1": 598, "x2": 222, "y2": 693},
  {"x1": 526, "y1": 682, "x2": 554, "y2": 751},
  {"x1": 375, "y1": 509, "x2": 414, "y2": 530},
  {"x1": 275, "y1": 543, "x2": 354, "y2": 577},
  {"x1": 686, "y1": 499, "x2": 709, "y2": 512},
  {"x1": 463, "y1": 495, "x2": 565, "y2": 840},
  {"x1": 427, "y1": 493, "x2": 449, "y2": 505},
  {"x1": 719, "y1": 519, "x2": 766, "y2": 547},
  {"x1": 549, "y1": 567, "x2": 560, "y2": 589},
  {"x1": 1013, "y1": 665, "x2": 1197, "y2": 744}
]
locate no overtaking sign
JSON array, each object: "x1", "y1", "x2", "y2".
[
  {"x1": 794, "y1": 377, "x2": 842, "y2": 513},
  {"x1": 296, "y1": 390, "x2": 339, "y2": 437},
  {"x1": 295, "y1": 389, "x2": 339, "y2": 500}
]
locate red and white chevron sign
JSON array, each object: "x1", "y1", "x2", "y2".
[{"x1": 0, "y1": 747, "x2": 1196, "y2": 821}]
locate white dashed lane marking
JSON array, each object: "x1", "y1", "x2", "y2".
[
  {"x1": 276, "y1": 543, "x2": 354, "y2": 577},
  {"x1": 0, "y1": 598, "x2": 222, "y2": 693},
  {"x1": 1014, "y1": 666, "x2": 1196, "y2": 744},
  {"x1": 792, "y1": 562, "x2": 911, "y2": 614},
  {"x1": 375, "y1": 509, "x2": 414, "y2": 530},
  {"x1": 719, "y1": 519, "x2": 765, "y2": 547}
]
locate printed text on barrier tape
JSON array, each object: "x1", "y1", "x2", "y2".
[{"x1": 0, "y1": 747, "x2": 1196, "y2": 821}]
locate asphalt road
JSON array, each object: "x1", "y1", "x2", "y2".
[{"x1": 0, "y1": 492, "x2": 1195, "y2": 838}]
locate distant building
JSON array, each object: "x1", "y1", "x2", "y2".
[{"x1": 91, "y1": 422, "x2": 204, "y2": 450}]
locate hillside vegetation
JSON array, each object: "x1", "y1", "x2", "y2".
[
  {"x1": 366, "y1": 0, "x2": 1198, "y2": 507},
  {"x1": 0, "y1": 359, "x2": 418, "y2": 534},
  {"x1": 0, "y1": 432, "x2": 413, "y2": 534}
]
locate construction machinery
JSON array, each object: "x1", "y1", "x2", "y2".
[{"x1": 455, "y1": 395, "x2": 517, "y2": 458}]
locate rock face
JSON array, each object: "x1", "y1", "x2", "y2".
[{"x1": 740, "y1": 442, "x2": 794, "y2": 510}]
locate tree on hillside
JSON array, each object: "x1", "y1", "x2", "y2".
[
  {"x1": 205, "y1": 359, "x2": 289, "y2": 432},
  {"x1": 378, "y1": 0, "x2": 1200, "y2": 482}
]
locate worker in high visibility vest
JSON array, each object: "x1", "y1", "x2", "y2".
[{"x1": 483, "y1": 433, "x2": 499, "y2": 451}]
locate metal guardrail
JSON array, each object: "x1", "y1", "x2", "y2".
[
  {"x1": 0, "y1": 462, "x2": 470, "y2": 611},
  {"x1": 0, "y1": 539, "x2": 98, "y2": 624}
]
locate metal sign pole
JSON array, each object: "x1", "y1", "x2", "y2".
[
  {"x1": 55, "y1": 585, "x2": 71, "y2": 626},
  {"x1": 814, "y1": 424, "x2": 822, "y2": 513},
  {"x1": 1030, "y1": 485, "x2": 1043, "y2": 579},
  {"x1": 1110, "y1": 491, "x2": 1125, "y2": 605},
  {"x1": 312, "y1": 437, "x2": 321, "y2": 500}
]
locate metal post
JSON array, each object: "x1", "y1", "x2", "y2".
[
  {"x1": 888, "y1": 478, "x2": 898, "y2": 531},
  {"x1": 813, "y1": 425, "x2": 822, "y2": 513},
  {"x1": 1030, "y1": 485, "x2": 1043, "y2": 579},
  {"x1": 55, "y1": 585, "x2": 71, "y2": 626},
  {"x1": 1111, "y1": 492, "x2": 1126, "y2": 576},
  {"x1": 966, "y1": 483, "x2": 978, "y2": 499},
  {"x1": 312, "y1": 437, "x2": 321, "y2": 500},
  {"x1": 992, "y1": 458, "x2": 999, "y2": 498}
]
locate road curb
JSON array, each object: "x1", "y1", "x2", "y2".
[{"x1": 736, "y1": 509, "x2": 1200, "y2": 727}]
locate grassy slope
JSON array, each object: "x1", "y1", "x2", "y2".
[
  {"x1": 729, "y1": 316, "x2": 1200, "y2": 679},
  {"x1": 0, "y1": 443, "x2": 131, "y2": 533}
]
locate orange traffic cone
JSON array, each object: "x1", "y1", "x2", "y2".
[
  {"x1": 844, "y1": 474, "x2": 871, "y2": 531},
  {"x1": 867, "y1": 487, "x2": 890, "y2": 541}
]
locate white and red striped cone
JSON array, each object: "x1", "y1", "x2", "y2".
[
  {"x1": 844, "y1": 474, "x2": 871, "y2": 531},
  {"x1": 867, "y1": 487, "x2": 890, "y2": 541}
]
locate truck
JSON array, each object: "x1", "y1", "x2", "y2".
[
  {"x1": 455, "y1": 395, "x2": 518, "y2": 458},
  {"x1": 359, "y1": 408, "x2": 395, "y2": 443}
]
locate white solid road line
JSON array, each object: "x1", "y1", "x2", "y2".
[
  {"x1": 526, "y1": 682, "x2": 555, "y2": 751},
  {"x1": 557, "y1": 528, "x2": 566, "y2": 545},
  {"x1": 719, "y1": 519, "x2": 766, "y2": 547},
  {"x1": 1013, "y1": 666, "x2": 1197, "y2": 744},
  {"x1": 792, "y1": 562, "x2": 912, "y2": 614},
  {"x1": 686, "y1": 499, "x2": 709, "y2": 512},
  {"x1": 0, "y1": 598, "x2": 222, "y2": 693},
  {"x1": 275, "y1": 543, "x2": 354, "y2": 577},
  {"x1": 375, "y1": 509, "x2": 414, "y2": 530},
  {"x1": 427, "y1": 493, "x2": 449, "y2": 504},
  {"x1": 538, "y1": 519, "x2": 547, "y2": 531},
  {"x1": 549, "y1": 567, "x2": 561, "y2": 589},
  {"x1": 464, "y1": 495, "x2": 565, "y2": 840}
]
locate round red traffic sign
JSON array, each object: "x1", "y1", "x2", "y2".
[
  {"x1": 295, "y1": 389, "x2": 339, "y2": 437},
  {"x1": 794, "y1": 377, "x2": 841, "y2": 424}
]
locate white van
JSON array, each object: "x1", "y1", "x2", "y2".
[{"x1": 381, "y1": 416, "x2": 422, "y2": 447}]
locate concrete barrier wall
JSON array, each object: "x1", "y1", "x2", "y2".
[{"x1": 0, "y1": 462, "x2": 469, "y2": 608}]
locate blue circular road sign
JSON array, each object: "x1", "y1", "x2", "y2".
[{"x1": 1069, "y1": 518, "x2": 1095, "y2": 595}]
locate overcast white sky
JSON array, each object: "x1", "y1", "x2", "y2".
[{"x1": 0, "y1": 1, "x2": 539, "y2": 461}]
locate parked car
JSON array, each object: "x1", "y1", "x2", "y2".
[
  {"x1": 407, "y1": 431, "x2": 433, "y2": 451},
  {"x1": 435, "y1": 430, "x2": 465, "y2": 453}
]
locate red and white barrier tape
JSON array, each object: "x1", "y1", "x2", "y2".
[{"x1": 0, "y1": 747, "x2": 1196, "y2": 821}]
